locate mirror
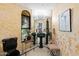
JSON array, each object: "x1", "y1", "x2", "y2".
[{"x1": 21, "y1": 10, "x2": 31, "y2": 42}]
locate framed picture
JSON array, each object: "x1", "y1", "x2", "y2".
[{"x1": 59, "y1": 9, "x2": 72, "y2": 32}]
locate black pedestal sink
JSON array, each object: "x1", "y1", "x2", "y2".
[
  {"x1": 37, "y1": 33, "x2": 45, "y2": 48},
  {"x1": 31, "y1": 32, "x2": 36, "y2": 45}
]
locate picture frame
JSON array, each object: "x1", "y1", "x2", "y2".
[{"x1": 59, "y1": 9, "x2": 72, "y2": 32}]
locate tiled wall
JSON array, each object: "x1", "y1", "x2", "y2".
[{"x1": 52, "y1": 3, "x2": 79, "y2": 55}]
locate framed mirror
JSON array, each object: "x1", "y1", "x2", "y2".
[
  {"x1": 21, "y1": 10, "x2": 31, "y2": 42},
  {"x1": 59, "y1": 9, "x2": 72, "y2": 32}
]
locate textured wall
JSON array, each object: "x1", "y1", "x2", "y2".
[
  {"x1": 52, "y1": 3, "x2": 79, "y2": 56},
  {"x1": 0, "y1": 4, "x2": 31, "y2": 55}
]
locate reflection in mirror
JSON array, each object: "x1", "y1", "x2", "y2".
[
  {"x1": 21, "y1": 10, "x2": 31, "y2": 42},
  {"x1": 22, "y1": 16, "x2": 29, "y2": 28}
]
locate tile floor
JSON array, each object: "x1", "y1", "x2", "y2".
[
  {"x1": 22, "y1": 45, "x2": 50, "y2": 56},
  {"x1": 26, "y1": 47, "x2": 50, "y2": 56}
]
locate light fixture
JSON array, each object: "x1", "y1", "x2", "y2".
[{"x1": 32, "y1": 9, "x2": 51, "y2": 20}]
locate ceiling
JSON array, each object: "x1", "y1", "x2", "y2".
[
  {"x1": 17, "y1": 3, "x2": 57, "y2": 19},
  {"x1": 17, "y1": 3, "x2": 57, "y2": 10}
]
